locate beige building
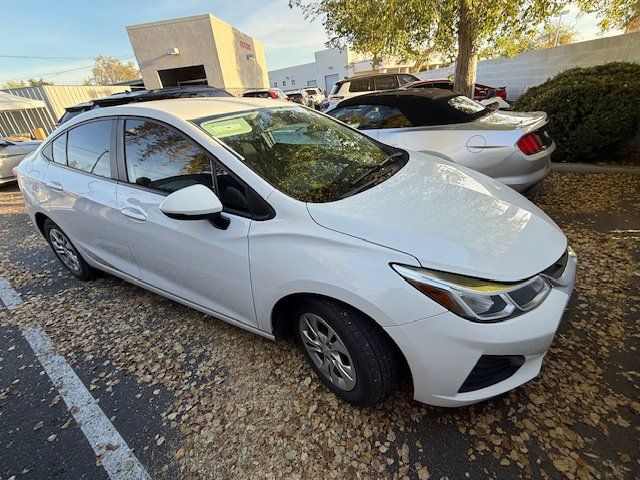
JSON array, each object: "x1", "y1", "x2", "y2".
[{"x1": 127, "y1": 14, "x2": 269, "y2": 95}]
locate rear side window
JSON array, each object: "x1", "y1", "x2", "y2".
[
  {"x1": 330, "y1": 104, "x2": 386, "y2": 130},
  {"x1": 124, "y1": 119, "x2": 212, "y2": 194},
  {"x1": 379, "y1": 107, "x2": 412, "y2": 129},
  {"x1": 66, "y1": 120, "x2": 112, "y2": 177},
  {"x1": 373, "y1": 76, "x2": 398, "y2": 90},
  {"x1": 398, "y1": 74, "x2": 419, "y2": 85},
  {"x1": 348, "y1": 78, "x2": 372, "y2": 92},
  {"x1": 52, "y1": 133, "x2": 67, "y2": 165}
]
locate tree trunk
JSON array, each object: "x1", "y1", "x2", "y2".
[{"x1": 453, "y1": 0, "x2": 478, "y2": 98}]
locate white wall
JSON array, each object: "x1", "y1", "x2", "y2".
[
  {"x1": 418, "y1": 32, "x2": 640, "y2": 100},
  {"x1": 268, "y1": 62, "x2": 318, "y2": 90}
]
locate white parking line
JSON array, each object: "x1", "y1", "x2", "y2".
[
  {"x1": 23, "y1": 325, "x2": 152, "y2": 480},
  {"x1": 0, "y1": 277, "x2": 22, "y2": 309},
  {"x1": 0, "y1": 277, "x2": 150, "y2": 480}
]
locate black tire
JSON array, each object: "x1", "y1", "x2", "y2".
[
  {"x1": 293, "y1": 298, "x2": 399, "y2": 405},
  {"x1": 44, "y1": 219, "x2": 93, "y2": 280}
]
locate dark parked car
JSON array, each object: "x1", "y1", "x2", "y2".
[
  {"x1": 242, "y1": 88, "x2": 289, "y2": 100},
  {"x1": 56, "y1": 86, "x2": 232, "y2": 126}
]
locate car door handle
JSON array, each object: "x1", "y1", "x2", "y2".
[
  {"x1": 45, "y1": 181, "x2": 63, "y2": 191},
  {"x1": 120, "y1": 207, "x2": 147, "y2": 222}
]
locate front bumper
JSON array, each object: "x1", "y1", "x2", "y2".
[{"x1": 385, "y1": 250, "x2": 576, "y2": 407}]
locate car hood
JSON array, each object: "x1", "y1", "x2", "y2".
[{"x1": 307, "y1": 152, "x2": 566, "y2": 282}]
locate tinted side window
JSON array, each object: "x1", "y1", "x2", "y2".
[
  {"x1": 373, "y1": 76, "x2": 398, "y2": 90},
  {"x1": 67, "y1": 120, "x2": 112, "y2": 177},
  {"x1": 124, "y1": 119, "x2": 213, "y2": 194},
  {"x1": 398, "y1": 74, "x2": 419, "y2": 85},
  {"x1": 379, "y1": 107, "x2": 413, "y2": 129},
  {"x1": 52, "y1": 133, "x2": 67, "y2": 165},
  {"x1": 330, "y1": 104, "x2": 385, "y2": 130},
  {"x1": 348, "y1": 78, "x2": 371, "y2": 92}
]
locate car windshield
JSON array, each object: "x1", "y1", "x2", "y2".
[{"x1": 192, "y1": 106, "x2": 405, "y2": 202}]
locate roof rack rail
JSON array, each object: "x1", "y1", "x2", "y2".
[{"x1": 91, "y1": 85, "x2": 232, "y2": 108}]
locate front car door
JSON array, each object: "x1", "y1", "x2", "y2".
[
  {"x1": 114, "y1": 117, "x2": 257, "y2": 326},
  {"x1": 39, "y1": 118, "x2": 137, "y2": 275}
]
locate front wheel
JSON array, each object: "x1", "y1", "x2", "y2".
[{"x1": 294, "y1": 298, "x2": 399, "y2": 405}]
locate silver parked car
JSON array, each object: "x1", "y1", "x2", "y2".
[
  {"x1": 328, "y1": 89, "x2": 554, "y2": 191},
  {"x1": 0, "y1": 138, "x2": 41, "y2": 185}
]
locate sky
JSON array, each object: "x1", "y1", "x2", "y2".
[{"x1": 0, "y1": 1, "x2": 622, "y2": 86}]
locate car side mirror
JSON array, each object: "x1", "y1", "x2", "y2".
[
  {"x1": 486, "y1": 101, "x2": 500, "y2": 111},
  {"x1": 159, "y1": 184, "x2": 229, "y2": 229}
]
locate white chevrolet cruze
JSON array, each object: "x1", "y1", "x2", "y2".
[{"x1": 15, "y1": 97, "x2": 576, "y2": 407}]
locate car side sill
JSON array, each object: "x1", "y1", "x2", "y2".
[{"x1": 92, "y1": 262, "x2": 276, "y2": 341}]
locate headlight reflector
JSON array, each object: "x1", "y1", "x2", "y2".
[{"x1": 391, "y1": 264, "x2": 551, "y2": 322}]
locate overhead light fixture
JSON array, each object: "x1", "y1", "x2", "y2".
[{"x1": 167, "y1": 48, "x2": 180, "y2": 55}]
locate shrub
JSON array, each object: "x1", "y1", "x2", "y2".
[{"x1": 513, "y1": 62, "x2": 640, "y2": 162}]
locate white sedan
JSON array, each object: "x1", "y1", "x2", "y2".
[
  {"x1": 0, "y1": 138, "x2": 41, "y2": 185},
  {"x1": 15, "y1": 97, "x2": 576, "y2": 407},
  {"x1": 328, "y1": 89, "x2": 554, "y2": 191}
]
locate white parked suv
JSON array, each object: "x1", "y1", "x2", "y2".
[
  {"x1": 15, "y1": 97, "x2": 576, "y2": 407},
  {"x1": 327, "y1": 73, "x2": 420, "y2": 110}
]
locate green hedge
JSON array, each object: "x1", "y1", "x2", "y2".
[{"x1": 513, "y1": 62, "x2": 640, "y2": 162}]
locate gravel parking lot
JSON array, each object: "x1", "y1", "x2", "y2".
[{"x1": 0, "y1": 171, "x2": 638, "y2": 480}]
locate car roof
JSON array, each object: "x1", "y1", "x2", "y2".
[
  {"x1": 333, "y1": 89, "x2": 483, "y2": 126},
  {"x1": 67, "y1": 97, "x2": 292, "y2": 124},
  {"x1": 338, "y1": 88, "x2": 459, "y2": 107}
]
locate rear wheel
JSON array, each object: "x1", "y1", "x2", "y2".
[
  {"x1": 294, "y1": 298, "x2": 399, "y2": 405},
  {"x1": 44, "y1": 219, "x2": 93, "y2": 280}
]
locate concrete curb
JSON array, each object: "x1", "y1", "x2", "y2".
[{"x1": 551, "y1": 163, "x2": 640, "y2": 174}]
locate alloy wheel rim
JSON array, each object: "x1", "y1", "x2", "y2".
[
  {"x1": 299, "y1": 312, "x2": 357, "y2": 391},
  {"x1": 49, "y1": 229, "x2": 81, "y2": 273}
]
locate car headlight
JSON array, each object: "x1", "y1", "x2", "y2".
[{"x1": 391, "y1": 264, "x2": 552, "y2": 323}]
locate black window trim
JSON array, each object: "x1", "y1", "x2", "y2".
[
  {"x1": 115, "y1": 115, "x2": 275, "y2": 221},
  {"x1": 40, "y1": 117, "x2": 119, "y2": 183}
]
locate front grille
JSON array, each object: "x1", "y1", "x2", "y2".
[
  {"x1": 458, "y1": 355, "x2": 525, "y2": 393},
  {"x1": 542, "y1": 250, "x2": 569, "y2": 280}
]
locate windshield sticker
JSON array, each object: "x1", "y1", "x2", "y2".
[{"x1": 200, "y1": 118, "x2": 252, "y2": 138}]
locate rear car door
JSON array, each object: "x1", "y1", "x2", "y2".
[
  {"x1": 40, "y1": 118, "x2": 137, "y2": 275},
  {"x1": 115, "y1": 117, "x2": 257, "y2": 326}
]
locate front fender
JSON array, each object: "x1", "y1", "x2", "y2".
[{"x1": 248, "y1": 210, "x2": 447, "y2": 334}]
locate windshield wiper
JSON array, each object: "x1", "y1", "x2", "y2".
[{"x1": 349, "y1": 151, "x2": 405, "y2": 187}]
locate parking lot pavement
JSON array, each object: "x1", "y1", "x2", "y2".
[{"x1": 0, "y1": 172, "x2": 638, "y2": 480}]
